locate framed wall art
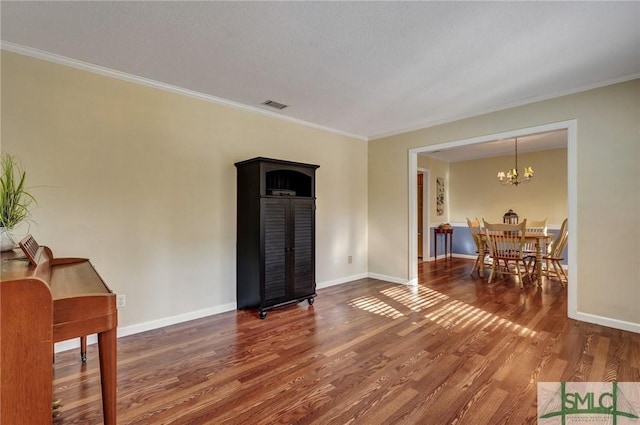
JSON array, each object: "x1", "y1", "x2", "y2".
[{"x1": 436, "y1": 177, "x2": 445, "y2": 216}]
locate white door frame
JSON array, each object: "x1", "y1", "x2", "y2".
[
  {"x1": 407, "y1": 120, "x2": 577, "y2": 319},
  {"x1": 418, "y1": 168, "x2": 430, "y2": 262}
]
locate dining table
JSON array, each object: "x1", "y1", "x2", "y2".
[{"x1": 478, "y1": 232, "x2": 553, "y2": 286}]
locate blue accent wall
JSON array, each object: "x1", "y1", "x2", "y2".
[{"x1": 429, "y1": 225, "x2": 568, "y2": 265}]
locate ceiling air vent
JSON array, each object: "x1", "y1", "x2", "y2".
[{"x1": 262, "y1": 100, "x2": 288, "y2": 110}]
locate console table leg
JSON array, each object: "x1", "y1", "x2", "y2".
[{"x1": 434, "y1": 231, "x2": 438, "y2": 262}]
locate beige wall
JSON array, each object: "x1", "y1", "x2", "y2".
[
  {"x1": 369, "y1": 79, "x2": 640, "y2": 327},
  {"x1": 3, "y1": 49, "x2": 638, "y2": 333},
  {"x1": 449, "y1": 148, "x2": 567, "y2": 226},
  {"x1": 418, "y1": 148, "x2": 568, "y2": 227},
  {"x1": 1, "y1": 51, "x2": 368, "y2": 329}
]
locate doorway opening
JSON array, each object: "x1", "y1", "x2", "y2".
[{"x1": 407, "y1": 120, "x2": 577, "y2": 318}]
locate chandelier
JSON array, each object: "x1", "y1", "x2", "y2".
[{"x1": 497, "y1": 138, "x2": 533, "y2": 186}]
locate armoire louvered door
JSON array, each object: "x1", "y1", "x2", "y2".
[
  {"x1": 290, "y1": 199, "x2": 314, "y2": 298},
  {"x1": 263, "y1": 198, "x2": 288, "y2": 304},
  {"x1": 262, "y1": 198, "x2": 315, "y2": 305}
]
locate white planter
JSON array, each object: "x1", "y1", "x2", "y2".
[{"x1": 0, "y1": 227, "x2": 17, "y2": 251}]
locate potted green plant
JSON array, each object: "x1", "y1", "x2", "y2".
[{"x1": 0, "y1": 153, "x2": 36, "y2": 251}]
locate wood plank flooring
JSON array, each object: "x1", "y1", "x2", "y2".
[{"x1": 52, "y1": 258, "x2": 640, "y2": 424}]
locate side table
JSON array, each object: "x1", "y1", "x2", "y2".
[{"x1": 434, "y1": 227, "x2": 453, "y2": 261}]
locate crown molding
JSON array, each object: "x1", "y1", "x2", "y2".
[
  {"x1": 1, "y1": 41, "x2": 368, "y2": 142},
  {"x1": 369, "y1": 73, "x2": 640, "y2": 141},
  {"x1": 4, "y1": 41, "x2": 637, "y2": 144}
]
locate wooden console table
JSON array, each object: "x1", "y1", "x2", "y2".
[{"x1": 434, "y1": 227, "x2": 453, "y2": 261}]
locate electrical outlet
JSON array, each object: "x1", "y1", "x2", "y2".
[
  {"x1": 348, "y1": 255, "x2": 353, "y2": 264},
  {"x1": 116, "y1": 294, "x2": 126, "y2": 308}
]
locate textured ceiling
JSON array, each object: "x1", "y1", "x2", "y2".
[{"x1": 1, "y1": 1, "x2": 639, "y2": 141}]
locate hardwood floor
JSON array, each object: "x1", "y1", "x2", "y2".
[{"x1": 52, "y1": 259, "x2": 640, "y2": 424}]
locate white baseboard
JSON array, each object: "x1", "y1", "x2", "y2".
[
  {"x1": 56, "y1": 276, "x2": 372, "y2": 354},
  {"x1": 569, "y1": 311, "x2": 640, "y2": 334},
  {"x1": 317, "y1": 273, "x2": 369, "y2": 289},
  {"x1": 452, "y1": 254, "x2": 477, "y2": 260},
  {"x1": 55, "y1": 336, "x2": 98, "y2": 353},
  {"x1": 424, "y1": 253, "x2": 569, "y2": 270},
  {"x1": 367, "y1": 272, "x2": 413, "y2": 285},
  {"x1": 54, "y1": 302, "x2": 237, "y2": 353},
  {"x1": 423, "y1": 253, "x2": 477, "y2": 262},
  {"x1": 57, "y1": 267, "x2": 620, "y2": 355}
]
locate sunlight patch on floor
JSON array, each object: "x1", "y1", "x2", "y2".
[
  {"x1": 424, "y1": 299, "x2": 537, "y2": 336},
  {"x1": 349, "y1": 295, "x2": 404, "y2": 319},
  {"x1": 348, "y1": 284, "x2": 536, "y2": 336},
  {"x1": 380, "y1": 285, "x2": 449, "y2": 312}
]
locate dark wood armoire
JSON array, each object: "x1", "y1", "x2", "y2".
[{"x1": 235, "y1": 157, "x2": 319, "y2": 319}]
